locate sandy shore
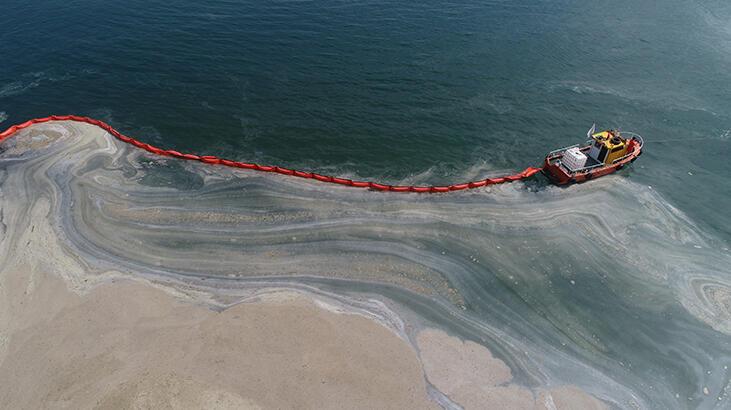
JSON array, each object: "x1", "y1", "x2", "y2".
[
  {"x1": 0, "y1": 268, "x2": 604, "y2": 409},
  {"x1": 0, "y1": 270, "x2": 606, "y2": 409},
  {"x1": 0, "y1": 121, "x2": 611, "y2": 409},
  {"x1": 0, "y1": 269, "x2": 437, "y2": 409}
]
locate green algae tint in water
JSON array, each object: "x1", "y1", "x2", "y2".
[{"x1": 1, "y1": 0, "x2": 731, "y2": 408}]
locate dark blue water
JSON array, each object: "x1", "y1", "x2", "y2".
[
  {"x1": 2, "y1": 1, "x2": 729, "y2": 234},
  {"x1": 2, "y1": 1, "x2": 731, "y2": 408}
]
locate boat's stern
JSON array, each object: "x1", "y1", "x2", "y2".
[{"x1": 542, "y1": 154, "x2": 573, "y2": 185}]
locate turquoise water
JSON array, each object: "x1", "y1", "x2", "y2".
[{"x1": 2, "y1": 0, "x2": 730, "y2": 408}]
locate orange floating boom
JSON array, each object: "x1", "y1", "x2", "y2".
[{"x1": 0, "y1": 115, "x2": 542, "y2": 193}]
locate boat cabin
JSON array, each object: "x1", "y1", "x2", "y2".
[{"x1": 588, "y1": 130, "x2": 629, "y2": 165}]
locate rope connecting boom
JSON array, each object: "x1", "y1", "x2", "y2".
[{"x1": 0, "y1": 115, "x2": 542, "y2": 193}]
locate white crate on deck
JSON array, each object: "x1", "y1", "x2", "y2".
[{"x1": 561, "y1": 147, "x2": 588, "y2": 171}]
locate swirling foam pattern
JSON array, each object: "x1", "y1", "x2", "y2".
[{"x1": 2, "y1": 122, "x2": 730, "y2": 409}]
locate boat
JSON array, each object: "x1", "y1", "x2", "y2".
[{"x1": 542, "y1": 125, "x2": 644, "y2": 185}]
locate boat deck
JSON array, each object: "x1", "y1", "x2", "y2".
[
  {"x1": 584, "y1": 156, "x2": 600, "y2": 167},
  {"x1": 552, "y1": 145, "x2": 601, "y2": 174}
]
